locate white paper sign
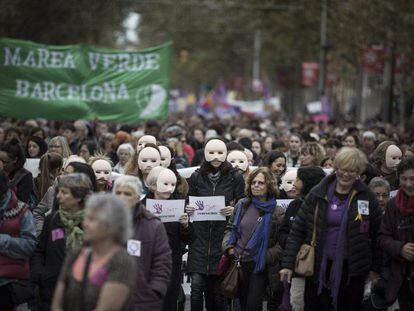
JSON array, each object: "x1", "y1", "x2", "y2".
[
  {"x1": 278, "y1": 199, "x2": 294, "y2": 211},
  {"x1": 24, "y1": 158, "x2": 40, "y2": 178},
  {"x1": 127, "y1": 239, "x2": 141, "y2": 257},
  {"x1": 389, "y1": 190, "x2": 398, "y2": 198},
  {"x1": 146, "y1": 199, "x2": 185, "y2": 223},
  {"x1": 189, "y1": 196, "x2": 226, "y2": 221}
]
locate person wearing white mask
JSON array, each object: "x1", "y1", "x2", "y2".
[
  {"x1": 144, "y1": 167, "x2": 196, "y2": 311},
  {"x1": 227, "y1": 149, "x2": 250, "y2": 180},
  {"x1": 136, "y1": 135, "x2": 157, "y2": 152},
  {"x1": 185, "y1": 138, "x2": 245, "y2": 311},
  {"x1": 372, "y1": 141, "x2": 403, "y2": 190},
  {"x1": 280, "y1": 169, "x2": 300, "y2": 199},
  {"x1": 90, "y1": 157, "x2": 113, "y2": 192},
  {"x1": 125, "y1": 143, "x2": 161, "y2": 195},
  {"x1": 159, "y1": 145, "x2": 189, "y2": 199}
]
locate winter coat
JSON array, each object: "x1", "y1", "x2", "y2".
[
  {"x1": 281, "y1": 174, "x2": 382, "y2": 280},
  {"x1": 186, "y1": 164, "x2": 245, "y2": 275},
  {"x1": 222, "y1": 198, "x2": 285, "y2": 291},
  {"x1": 31, "y1": 211, "x2": 70, "y2": 309},
  {"x1": 33, "y1": 183, "x2": 57, "y2": 236},
  {"x1": 130, "y1": 203, "x2": 172, "y2": 311},
  {"x1": 378, "y1": 197, "x2": 414, "y2": 302},
  {"x1": 279, "y1": 198, "x2": 303, "y2": 249},
  {"x1": 0, "y1": 193, "x2": 37, "y2": 282}
]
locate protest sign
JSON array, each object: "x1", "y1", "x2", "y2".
[
  {"x1": 0, "y1": 38, "x2": 171, "y2": 123},
  {"x1": 146, "y1": 199, "x2": 185, "y2": 223},
  {"x1": 189, "y1": 196, "x2": 226, "y2": 221},
  {"x1": 277, "y1": 199, "x2": 294, "y2": 211}
]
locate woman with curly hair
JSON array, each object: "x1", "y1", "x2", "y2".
[
  {"x1": 299, "y1": 142, "x2": 326, "y2": 167},
  {"x1": 222, "y1": 167, "x2": 284, "y2": 310}
]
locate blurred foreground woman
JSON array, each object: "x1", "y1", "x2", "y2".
[{"x1": 52, "y1": 193, "x2": 136, "y2": 311}]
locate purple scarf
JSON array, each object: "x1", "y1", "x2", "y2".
[{"x1": 317, "y1": 179, "x2": 354, "y2": 311}]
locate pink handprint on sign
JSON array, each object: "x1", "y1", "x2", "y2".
[
  {"x1": 195, "y1": 200, "x2": 205, "y2": 211},
  {"x1": 153, "y1": 203, "x2": 163, "y2": 214}
]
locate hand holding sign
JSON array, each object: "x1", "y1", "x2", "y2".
[
  {"x1": 220, "y1": 206, "x2": 234, "y2": 217},
  {"x1": 189, "y1": 196, "x2": 226, "y2": 221}
]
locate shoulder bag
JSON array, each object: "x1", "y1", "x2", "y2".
[{"x1": 294, "y1": 202, "x2": 319, "y2": 277}]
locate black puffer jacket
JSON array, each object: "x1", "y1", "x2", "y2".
[
  {"x1": 281, "y1": 174, "x2": 382, "y2": 278},
  {"x1": 187, "y1": 162, "x2": 245, "y2": 275}
]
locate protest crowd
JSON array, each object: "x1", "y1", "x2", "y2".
[{"x1": 0, "y1": 114, "x2": 414, "y2": 311}]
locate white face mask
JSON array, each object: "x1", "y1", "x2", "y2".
[
  {"x1": 159, "y1": 146, "x2": 172, "y2": 168},
  {"x1": 156, "y1": 169, "x2": 177, "y2": 194},
  {"x1": 227, "y1": 151, "x2": 249, "y2": 172},
  {"x1": 138, "y1": 147, "x2": 161, "y2": 174},
  {"x1": 385, "y1": 145, "x2": 402, "y2": 170},
  {"x1": 92, "y1": 159, "x2": 112, "y2": 182},
  {"x1": 281, "y1": 169, "x2": 298, "y2": 192},
  {"x1": 204, "y1": 139, "x2": 227, "y2": 162},
  {"x1": 137, "y1": 135, "x2": 157, "y2": 151}
]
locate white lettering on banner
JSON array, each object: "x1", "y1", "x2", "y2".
[
  {"x1": 15, "y1": 79, "x2": 130, "y2": 103},
  {"x1": 87, "y1": 52, "x2": 160, "y2": 72},
  {"x1": 4, "y1": 47, "x2": 76, "y2": 69}
]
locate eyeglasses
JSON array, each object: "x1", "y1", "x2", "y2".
[
  {"x1": 337, "y1": 168, "x2": 359, "y2": 176},
  {"x1": 49, "y1": 144, "x2": 62, "y2": 149}
]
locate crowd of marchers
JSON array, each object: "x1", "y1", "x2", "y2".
[{"x1": 0, "y1": 116, "x2": 413, "y2": 311}]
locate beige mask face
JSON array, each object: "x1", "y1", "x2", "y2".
[
  {"x1": 92, "y1": 159, "x2": 112, "y2": 182},
  {"x1": 281, "y1": 169, "x2": 297, "y2": 192},
  {"x1": 204, "y1": 139, "x2": 227, "y2": 162},
  {"x1": 156, "y1": 169, "x2": 177, "y2": 194},
  {"x1": 138, "y1": 147, "x2": 161, "y2": 174},
  {"x1": 227, "y1": 151, "x2": 249, "y2": 172},
  {"x1": 385, "y1": 145, "x2": 402, "y2": 169},
  {"x1": 159, "y1": 146, "x2": 172, "y2": 168},
  {"x1": 137, "y1": 135, "x2": 157, "y2": 152}
]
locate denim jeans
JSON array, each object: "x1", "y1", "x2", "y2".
[{"x1": 191, "y1": 273, "x2": 226, "y2": 311}]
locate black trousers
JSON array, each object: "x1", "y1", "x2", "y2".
[
  {"x1": 238, "y1": 261, "x2": 267, "y2": 311},
  {"x1": 305, "y1": 261, "x2": 365, "y2": 311},
  {"x1": 191, "y1": 273, "x2": 226, "y2": 311},
  {"x1": 398, "y1": 279, "x2": 414, "y2": 311},
  {"x1": 0, "y1": 284, "x2": 15, "y2": 311},
  {"x1": 163, "y1": 264, "x2": 182, "y2": 311}
]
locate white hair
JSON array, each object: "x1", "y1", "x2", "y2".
[
  {"x1": 85, "y1": 193, "x2": 132, "y2": 244},
  {"x1": 113, "y1": 175, "x2": 142, "y2": 197},
  {"x1": 117, "y1": 143, "x2": 134, "y2": 156}
]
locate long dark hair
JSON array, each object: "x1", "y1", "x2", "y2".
[{"x1": 1, "y1": 138, "x2": 26, "y2": 174}]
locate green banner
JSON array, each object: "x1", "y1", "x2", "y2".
[{"x1": 0, "y1": 38, "x2": 172, "y2": 123}]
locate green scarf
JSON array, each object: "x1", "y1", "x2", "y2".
[{"x1": 58, "y1": 208, "x2": 85, "y2": 250}]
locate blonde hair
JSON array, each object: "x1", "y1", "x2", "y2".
[
  {"x1": 333, "y1": 147, "x2": 367, "y2": 174},
  {"x1": 300, "y1": 142, "x2": 326, "y2": 166}
]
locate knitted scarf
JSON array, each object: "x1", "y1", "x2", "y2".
[
  {"x1": 228, "y1": 197, "x2": 276, "y2": 272},
  {"x1": 318, "y1": 179, "x2": 353, "y2": 311},
  {"x1": 396, "y1": 188, "x2": 414, "y2": 215},
  {"x1": 58, "y1": 208, "x2": 85, "y2": 250}
]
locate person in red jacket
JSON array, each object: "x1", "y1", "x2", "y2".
[
  {"x1": 378, "y1": 156, "x2": 414, "y2": 310},
  {"x1": 0, "y1": 170, "x2": 37, "y2": 311}
]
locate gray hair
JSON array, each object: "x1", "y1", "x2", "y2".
[
  {"x1": 49, "y1": 136, "x2": 72, "y2": 158},
  {"x1": 117, "y1": 143, "x2": 134, "y2": 156},
  {"x1": 368, "y1": 177, "x2": 390, "y2": 193},
  {"x1": 85, "y1": 193, "x2": 132, "y2": 244},
  {"x1": 113, "y1": 175, "x2": 142, "y2": 197}
]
